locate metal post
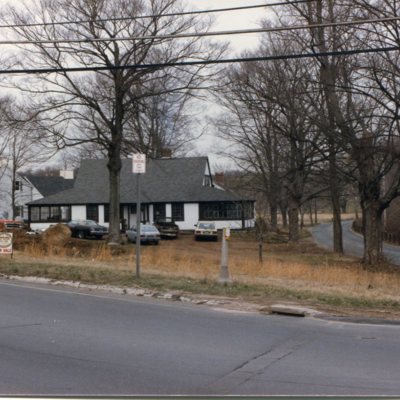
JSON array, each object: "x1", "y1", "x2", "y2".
[
  {"x1": 136, "y1": 173, "x2": 141, "y2": 278},
  {"x1": 218, "y1": 228, "x2": 232, "y2": 284}
]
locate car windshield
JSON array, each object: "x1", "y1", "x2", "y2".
[
  {"x1": 129, "y1": 225, "x2": 158, "y2": 233},
  {"x1": 142, "y1": 225, "x2": 158, "y2": 233},
  {"x1": 198, "y1": 222, "x2": 215, "y2": 229},
  {"x1": 83, "y1": 220, "x2": 97, "y2": 226}
]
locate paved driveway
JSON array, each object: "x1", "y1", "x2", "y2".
[{"x1": 311, "y1": 220, "x2": 400, "y2": 265}]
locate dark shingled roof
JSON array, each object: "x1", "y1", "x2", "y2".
[
  {"x1": 24, "y1": 175, "x2": 75, "y2": 197},
  {"x1": 29, "y1": 157, "x2": 253, "y2": 205}
]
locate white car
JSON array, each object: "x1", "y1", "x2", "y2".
[{"x1": 194, "y1": 221, "x2": 218, "y2": 241}]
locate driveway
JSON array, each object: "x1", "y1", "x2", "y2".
[{"x1": 311, "y1": 220, "x2": 400, "y2": 265}]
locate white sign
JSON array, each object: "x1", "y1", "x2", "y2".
[
  {"x1": 225, "y1": 227, "x2": 231, "y2": 240},
  {"x1": 132, "y1": 154, "x2": 146, "y2": 174},
  {"x1": 0, "y1": 232, "x2": 13, "y2": 254}
]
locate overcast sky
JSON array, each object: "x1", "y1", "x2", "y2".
[
  {"x1": 186, "y1": 0, "x2": 266, "y2": 53},
  {"x1": 182, "y1": 1, "x2": 269, "y2": 168}
]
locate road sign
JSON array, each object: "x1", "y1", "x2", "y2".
[
  {"x1": 132, "y1": 154, "x2": 146, "y2": 174},
  {"x1": 0, "y1": 232, "x2": 13, "y2": 255}
]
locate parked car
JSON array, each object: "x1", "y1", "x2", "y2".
[
  {"x1": 154, "y1": 217, "x2": 179, "y2": 239},
  {"x1": 194, "y1": 221, "x2": 218, "y2": 241},
  {"x1": 67, "y1": 219, "x2": 108, "y2": 239},
  {"x1": 0, "y1": 219, "x2": 26, "y2": 230},
  {"x1": 126, "y1": 224, "x2": 160, "y2": 245}
]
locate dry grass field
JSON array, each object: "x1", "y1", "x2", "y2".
[{"x1": 2, "y1": 222, "x2": 399, "y2": 318}]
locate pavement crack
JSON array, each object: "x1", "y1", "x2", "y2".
[
  {"x1": 0, "y1": 323, "x2": 42, "y2": 330},
  {"x1": 207, "y1": 338, "x2": 306, "y2": 394}
]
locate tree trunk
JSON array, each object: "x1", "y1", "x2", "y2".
[
  {"x1": 269, "y1": 203, "x2": 278, "y2": 232},
  {"x1": 362, "y1": 200, "x2": 384, "y2": 265},
  {"x1": 107, "y1": 146, "x2": 122, "y2": 244},
  {"x1": 314, "y1": 199, "x2": 318, "y2": 224},
  {"x1": 329, "y1": 148, "x2": 343, "y2": 253},
  {"x1": 288, "y1": 199, "x2": 300, "y2": 242},
  {"x1": 309, "y1": 202, "x2": 314, "y2": 226},
  {"x1": 280, "y1": 206, "x2": 288, "y2": 228}
]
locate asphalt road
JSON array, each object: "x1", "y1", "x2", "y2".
[
  {"x1": 1, "y1": 279, "x2": 400, "y2": 395},
  {"x1": 311, "y1": 220, "x2": 400, "y2": 265}
]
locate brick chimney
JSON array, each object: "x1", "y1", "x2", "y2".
[{"x1": 214, "y1": 172, "x2": 225, "y2": 187}]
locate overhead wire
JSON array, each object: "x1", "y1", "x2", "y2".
[
  {"x1": 0, "y1": 1, "x2": 397, "y2": 75},
  {"x1": 0, "y1": 0, "x2": 314, "y2": 29},
  {"x1": 0, "y1": 16, "x2": 399, "y2": 45},
  {"x1": 0, "y1": 45, "x2": 398, "y2": 75}
]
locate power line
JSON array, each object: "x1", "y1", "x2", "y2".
[
  {"x1": 0, "y1": 45, "x2": 398, "y2": 75},
  {"x1": 0, "y1": 0, "x2": 313, "y2": 30},
  {"x1": 1, "y1": 16, "x2": 399, "y2": 46}
]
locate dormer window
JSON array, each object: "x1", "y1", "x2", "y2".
[{"x1": 203, "y1": 175, "x2": 212, "y2": 187}]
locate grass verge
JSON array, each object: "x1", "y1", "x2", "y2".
[{"x1": 1, "y1": 257, "x2": 400, "y2": 315}]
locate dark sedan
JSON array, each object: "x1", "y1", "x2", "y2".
[
  {"x1": 67, "y1": 219, "x2": 108, "y2": 239},
  {"x1": 154, "y1": 217, "x2": 179, "y2": 239}
]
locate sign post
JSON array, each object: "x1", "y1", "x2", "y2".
[
  {"x1": 132, "y1": 154, "x2": 146, "y2": 278},
  {"x1": 218, "y1": 226, "x2": 232, "y2": 284},
  {"x1": 0, "y1": 232, "x2": 13, "y2": 259}
]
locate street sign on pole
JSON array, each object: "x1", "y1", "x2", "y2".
[
  {"x1": 132, "y1": 154, "x2": 146, "y2": 278},
  {"x1": 133, "y1": 154, "x2": 146, "y2": 174}
]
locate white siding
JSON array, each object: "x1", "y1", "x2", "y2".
[
  {"x1": 98, "y1": 205, "x2": 105, "y2": 224},
  {"x1": 166, "y1": 203, "x2": 172, "y2": 218},
  {"x1": 176, "y1": 203, "x2": 198, "y2": 230},
  {"x1": 72, "y1": 205, "x2": 86, "y2": 220}
]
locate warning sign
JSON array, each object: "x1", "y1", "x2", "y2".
[
  {"x1": 0, "y1": 232, "x2": 13, "y2": 254},
  {"x1": 132, "y1": 154, "x2": 146, "y2": 174}
]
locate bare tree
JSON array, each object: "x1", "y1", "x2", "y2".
[
  {"x1": 125, "y1": 75, "x2": 203, "y2": 157},
  {"x1": 214, "y1": 35, "x2": 324, "y2": 241},
  {"x1": 0, "y1": 99, "x2": 54, "y2": 219},
  {"x1": 5, "y1": 0, "x2": 224, "y2": 243}
]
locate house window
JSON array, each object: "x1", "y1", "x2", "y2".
[
  {"x1": 30, "y1": 206, "x2": 40, "y2": 222},
  {"x1": 171, "y1": 203, "x2": 184, "y2": 221},
  {"x1": 153, "y1": 203, "x2": 166, "y2": 220},
  {"x1": 29, "y1": 205, "x2": 71, "y2": 222},
  {"x1": 203, "y1": 175, "x2": 212, "y2": 187},
  {"x1": 87, "y1": 205, "x2": 99, "y2": 222},
  {"x1": 199, "y1": 202, "x2": 254, "y2": 221},
  {"x1": 14, "y1": 181, "x2": 22, "y2": 191},
  {"x1": 61, "y1": 206, "x2": 70, "y2": 221},
  {"x1": 40, "y1": 207, "x2": 50, "y2": 221}
]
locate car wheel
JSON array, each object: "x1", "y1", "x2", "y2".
[{"x1": 77, "y1": 231, "x2": 85, "y2": 239}]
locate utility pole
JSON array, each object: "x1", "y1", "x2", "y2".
[
  {"x1": 132, "y1": 154, "x2": 146, "y2": 278},
  {"x1": 136, "y1": 173, "x2": 141, "y2": 278}
]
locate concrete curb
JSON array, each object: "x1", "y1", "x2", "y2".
[{"x1": 264, "y1": 304, "x2": 322, "y2": 317}]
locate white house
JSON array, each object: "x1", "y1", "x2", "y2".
[
  {"x1": 0, "y1": 159, "x2": 75, "y2": 221},
  {"x1": 28, "y1": 157, "x2": 255, "y2": 231}
]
